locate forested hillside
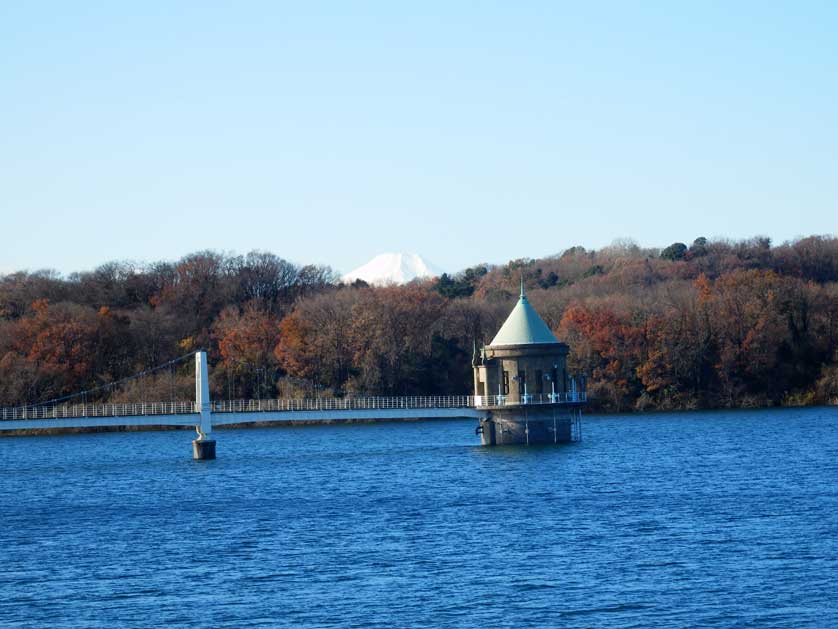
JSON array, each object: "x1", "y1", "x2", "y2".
[{"x1": 1, "y1": 236, "x2": 837, "y2": 412}]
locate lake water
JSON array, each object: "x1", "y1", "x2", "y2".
[{"x1": 2, "y1": 407, "x2": 838, "y2": 628}]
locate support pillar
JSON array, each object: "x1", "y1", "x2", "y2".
[
  {"x1": 192, "y1": 351, "x2": 216, "y2": 460},
  {"x1": 192, "y1": 436, "x2": 216, "y2": 460}
]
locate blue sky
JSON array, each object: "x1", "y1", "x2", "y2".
[{"x1": 1, "y1": 2, "x2": 836, "y2": 276}]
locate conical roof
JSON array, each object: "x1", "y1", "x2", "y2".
[{"x1": 489, "y1": 282, "x2": 560, "y2": 347}]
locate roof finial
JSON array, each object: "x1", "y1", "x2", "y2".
[{"x1": 520, "y1": 274, "x2": 525, "y2": 299}]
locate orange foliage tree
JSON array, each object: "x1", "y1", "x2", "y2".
[{"x1": 211, "y1": 302, "x2": 281, "y2": 398}]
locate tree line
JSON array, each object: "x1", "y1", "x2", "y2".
[{"x1": 1, "y1": 236, "x2": 837, "y2": 411}]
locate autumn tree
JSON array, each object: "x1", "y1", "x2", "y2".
[
  {"x1": 0, "y1": 300, "x2": 132, "y2": 405},
  {"x1": 704, "y1": 270, "x2": 788, "y2": 405},
  {"x1": 347, "y1": 285, "x2": 446, "y2": 395},
  {"x1": 558, "y1": 300, "x2": 646, "y2": 411},
  {"x1": 275, "y1": 289, "x2": 360, "y2": 393},
  {"x1": 212, "y1": 301, "x2": 281, "y2": 398}
]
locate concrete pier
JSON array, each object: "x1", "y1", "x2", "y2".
[{"x1": 192, "y1": 438, "x2": 216, "y2": 460}]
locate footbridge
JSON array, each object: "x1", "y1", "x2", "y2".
[{"x1": 0, "y1": 352, "x2": 585, "y2": 458}]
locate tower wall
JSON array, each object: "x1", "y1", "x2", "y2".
[
  {"x1": 478, "y1": 406, "x2": 579, "y2": 446},
  {"x1": 474, "y1": 343, "x2": 569, "y2": 402}
]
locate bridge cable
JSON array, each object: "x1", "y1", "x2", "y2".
[{"x1": 10, "y1": 350, "x2": 203, "y2": 411}]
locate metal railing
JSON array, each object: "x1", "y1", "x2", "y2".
[
  {"x1": 473, "y1": 392, "x2": 587, "y2": 407},
  {"x1": 1, "y1": 393, "x2": 588, "y2": 421},
  {"x1": 211, "y1": 395, "x2": 476, "y2": 413},
  {"x1": 0, "y1": 401, "x2": 196, "y2": 421}
]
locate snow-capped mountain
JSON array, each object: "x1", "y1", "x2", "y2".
[{"x1": 342, "y1": 253, "x2": 444, "y2": 285}]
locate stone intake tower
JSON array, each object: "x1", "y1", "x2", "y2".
[{"x1": 474, "y1": 283, "x2": 584, "y2": 445}]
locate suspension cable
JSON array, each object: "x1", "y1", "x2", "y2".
[{"x1": 15, "y1": 350, "x2": 202, "y2": 410}]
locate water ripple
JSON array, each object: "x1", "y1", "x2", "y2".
[{"x1": 1, "y1": 407, "x2": 837, "y2": 627}]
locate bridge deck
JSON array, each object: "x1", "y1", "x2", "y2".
[
  {"x1": 0, "y1": 394, "x2": 586, "y2": 432},
  {"x1": 0, "y1": 408, "x2": 484, "y2": 432}
]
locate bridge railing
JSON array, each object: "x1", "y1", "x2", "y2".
[
  {"x1": 1, "y1": 393, "x2": 588, "y2": 421},
  {"x1": 212, "y1": 393, "x2": 587, "y2": 413},
  {"x1": 211, "y1": 395, "x2": 476, "y2": 413},
  {"x1": 0, "y1": 401, "x2": 197, "y2": 421}
]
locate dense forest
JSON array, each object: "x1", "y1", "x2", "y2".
[{"x1": 1, "y1": 236, "x2": 837, "y2": 412}]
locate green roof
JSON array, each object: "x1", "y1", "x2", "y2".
[{"x1": 489, "y1": 284, "x2": 559, "y2": 347}]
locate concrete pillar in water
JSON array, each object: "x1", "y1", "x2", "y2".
[
  {"x1": 192, "y1": 351, "x2": 216, "y2": 460},
  {"x1": 192, "y1": 436, "x2": 216, "y2": 460}
]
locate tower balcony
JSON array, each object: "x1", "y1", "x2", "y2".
[{"x1": 474, "y1": 392, "x2": 587, "y2": 409}]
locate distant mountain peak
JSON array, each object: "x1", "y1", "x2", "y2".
[{"x1": 342, "y1": 253, "x2": 444, "y2": 285}]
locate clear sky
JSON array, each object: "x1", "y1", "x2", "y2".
[{"x1": 1, "y1": 2, "x2": 836, "y2": 276}]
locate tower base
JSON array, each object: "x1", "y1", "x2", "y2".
[{"x1": 478, "y1": 406, "x2": 581, "y2": 446}]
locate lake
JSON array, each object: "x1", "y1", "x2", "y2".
[{"x1": 2, "y1": 407, "x2": 837, "y2": 628}]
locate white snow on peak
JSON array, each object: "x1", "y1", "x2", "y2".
[{"x1": 342, "y1": 253, "x2": 444, "y2": 285}]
